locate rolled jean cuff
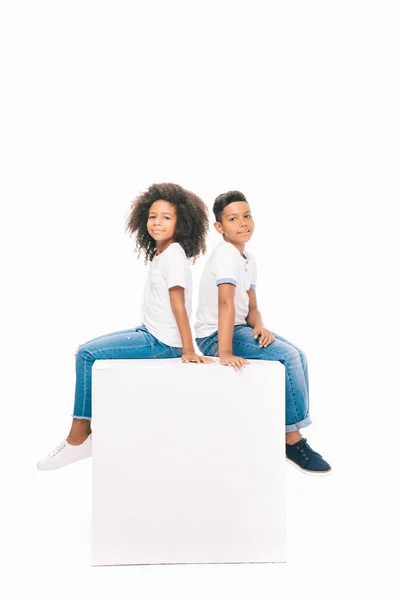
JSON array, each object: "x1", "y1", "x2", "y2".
[
  {"x1": 285, "y1": 415, "x2": 312, "y2": 433},
  {"x1": 71, "y1": 414, "x2": 92, "y2": 420}
]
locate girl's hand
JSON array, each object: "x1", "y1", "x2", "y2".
[
  {"x1": 182, "y1": 352, "x2": 214, "y2": 364},
  {"x1": 253, "y1": 327, "x2": 275, "y2": 348},
  {"x1": 219, "y1": 354, "x2": 249, "y2": 370}
]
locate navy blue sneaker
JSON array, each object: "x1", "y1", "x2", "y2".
[{"x1": 286, "y1": 438, "x2": 331, "y2": 474}]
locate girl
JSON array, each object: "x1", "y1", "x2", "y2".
[{"x1": 37, "y1": 183, "x2": 213, "y2": 471}]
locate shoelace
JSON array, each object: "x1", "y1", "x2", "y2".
[
  {"x1": 297, "y1": 438, "x2": 313, "y2": 461},
  {"x1": 49, "y1": 440, "x2": 67, "y2": 458}
]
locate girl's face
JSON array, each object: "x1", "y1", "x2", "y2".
[{"x1": 147, "y1": 200, "x2": 178, "y2": 245}]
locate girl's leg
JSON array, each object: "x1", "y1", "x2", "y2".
[
  {"x1": 68, "y1": 328, "x2": 149, "y2": 444},
  {"x1": 71, "y1": 325, "x2": 180, "y2": 428},
  {"x1": 68, "y1": 327, "x2": 147, "y2": 441},
  {"x1": 74, "y1": 328, "x2": 140, "y2": 352},
  {"x1": 37, "y1": 327, "x2": 181, "y2": 470},
  {"x1": 67, "y1": 418, "x2": 92, "y2": 444}
]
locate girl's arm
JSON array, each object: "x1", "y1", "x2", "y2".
[
  {"x1": 246, "y1": 289, "x2": 275, "y2": 347},
  {"x1": 217, "y1": 283, "x2": 249, "y2": 370},
  {"x1": 169, "y1": 286, "x2": 213, "y2": 364}
]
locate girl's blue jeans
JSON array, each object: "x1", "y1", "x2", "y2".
[
  {"x1": 196, "y1": 324, "x2": 312, "y2": 433},
  {"x1": 73, "y1": 326, "x2": 182, "y2": 419}
]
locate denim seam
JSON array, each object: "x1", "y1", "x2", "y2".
[
  {"x1": 151, "y1": 347, "x2": 180, "y2": 359},
  {"x1": 286, "y1": 362, "x2": 301, "y2": 424},
  {"x1": 82, "y1": 352, "x2": 89, "y2": 419},
  {"x1": 299, "y1": 357, "x2": 309, "y2": 415}
]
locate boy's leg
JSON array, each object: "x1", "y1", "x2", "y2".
[
  {"x1": 230, "y1": 325, "x2": 311, "y2": 433},
  {"x1": 201, "y1": 326, "x2": 331, "y2": 474},
  {"x1": 233, "y1": 326, "x2": 331, "y2": 473},
  {"x1": 270, "y1": 331, "x2": 309, "y2": 397}
]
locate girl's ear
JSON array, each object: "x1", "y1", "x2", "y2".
[{"x1": 214, "y1": 221, "x2": 224, "y2": 234}]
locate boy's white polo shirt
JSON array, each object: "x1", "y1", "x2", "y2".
[
  {"x1": 194, "y1": 239, "x2": 257, "y2": 339},
  {"x1": 141, "y1": 242, "x2": 192, "y2": 347}
]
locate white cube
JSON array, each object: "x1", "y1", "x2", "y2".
[{"x1": 92, "y1": 359, "x2": 286, "y2": 566}]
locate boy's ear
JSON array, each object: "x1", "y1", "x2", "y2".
[{"x1": 214, "y1": 221, "x2": 224, "y2": 234}]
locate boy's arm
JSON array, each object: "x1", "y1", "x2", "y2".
[
  {"x1": 246, "y1": 288, "x2": 264, "y2": 328},
  {"x1": 218, "y1": 283, "x2": 249, "y2": 369},
  {"x1": 169, "y1": 286, "x2": 213, "y2": 363},
  {"x1": 246, "y1": 289, "x2": 275, "y2": 347}
]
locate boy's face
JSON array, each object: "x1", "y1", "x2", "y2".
[
  {"x1": 147, "y1": 200, "x2": 178, "y2": 243},
  {"x1": 215, "y1": 201, "x2": 254, "y2": 244}
]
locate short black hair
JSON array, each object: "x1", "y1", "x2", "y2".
[
  {"x1": 213, "y1": 190, "x2": 249, "y2": 222},
  {"x1": 125, "y1": 182, "x2": 209, "y2": 263}
]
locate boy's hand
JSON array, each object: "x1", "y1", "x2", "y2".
[
  {"x1": 219, "y1": 354, "x2": 250, "y2": 370},
  {"x1": 253, "y1": 327, "x2": 275, "y2": 348},
  {"x1": 182, "y1": 352, "x2": 214, "y2": 364}
]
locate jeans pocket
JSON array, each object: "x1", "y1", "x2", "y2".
[{"x1": 134, "y1": 326, "x2": 149, "y2": 334}]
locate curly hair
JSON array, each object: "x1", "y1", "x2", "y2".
[{"x1": 125, "y1": 183, "x2": 209, "y2": 263}]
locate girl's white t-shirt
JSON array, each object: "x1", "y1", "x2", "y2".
[
  {"x1": 194, "y1": 239, "x2": 257, "y2": 339},
  {"x1": 141, "y1": 242, "x2": 192, "y2": 347}
]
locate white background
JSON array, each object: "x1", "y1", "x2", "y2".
[{"x1": 1, "y1": 1, "x2": 399, "y2": 598}]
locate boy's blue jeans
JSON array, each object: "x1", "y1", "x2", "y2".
[
  {"x1": 73, "y1": 326, "x2": 182, "y2": 419},
  {"x1": 196, "y1": 324, "x2": 312, "y2": 433}
]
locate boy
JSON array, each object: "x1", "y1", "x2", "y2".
[{"x1": 195, "y1": 191, "x2": 331, "y2": 474}]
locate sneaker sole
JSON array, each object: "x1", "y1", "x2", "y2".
[
  {"x1": 286, "y1": 457, "x2": 332, "y2": 476},
  {"x1": 36, "y1": 452, "x2": 91, "y2": 471}
]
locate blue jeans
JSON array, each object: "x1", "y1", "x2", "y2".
[
  {"x1": 196, "y1": 324, "x2": 312, "y2": 433},
  {"x1": 73, "y1": 326, "x2": 182, "y2": 419}
]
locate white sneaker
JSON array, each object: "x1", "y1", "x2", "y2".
[{"x1": 37, "y1": 434, "x2": 92, "y2": 471}]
